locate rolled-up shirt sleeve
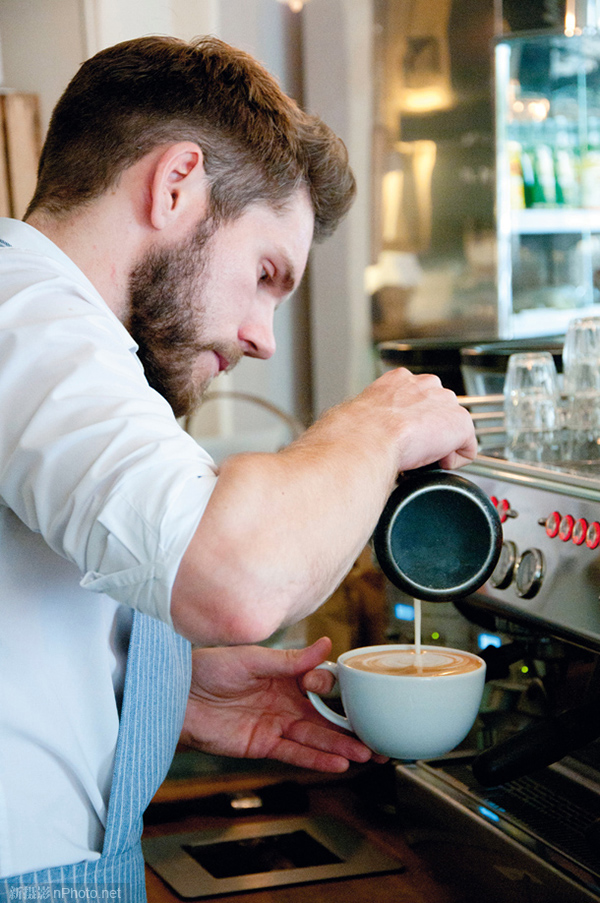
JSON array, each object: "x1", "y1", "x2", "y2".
[
  {"x1": 79, "y1": 459, "x2": 217, "y2": 626},
  {"x1": 0, "y1": 238, "x2": 218, "y2": 627}
]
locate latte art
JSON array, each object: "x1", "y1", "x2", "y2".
[
  {"x1": 307, "y1": 643, "x2": 487, "y2": 760},
  {"x1": 345, "y1": 647, "x2": 481, "y2": 677}
]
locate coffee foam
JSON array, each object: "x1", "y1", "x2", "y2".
[{"x1": 344, "y1": 648, "x2": 480, "y2": 677}]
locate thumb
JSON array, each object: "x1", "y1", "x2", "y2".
[
  {"x1": 242, "y1": 636, "x2": 334, "y2": 680},
  {"x1": 287, "y1": 636, "x2": 333, "y2": 677},
  {"x1": 255, "y1": 636, "x2": 333, "y2": 679}
]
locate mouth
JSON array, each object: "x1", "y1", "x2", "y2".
[{"x1": 215, "y1": 352, "x2": 230, "y2": 373}]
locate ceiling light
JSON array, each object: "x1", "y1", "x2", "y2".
[{"x1": 277, "y1": 0, "x2": 311, "y2": 12}]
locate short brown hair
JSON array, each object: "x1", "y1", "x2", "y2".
[{"x1": 26, "y1": 35, "x2": 355, "y2": 241}]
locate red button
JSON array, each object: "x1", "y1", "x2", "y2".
[
  {"x1": 498, "y1": 499, "x2": 510, "y2": 524},
  {"x1": 573, "y1": 518, "x2": 588, "y2": 546},
  {"x1": 587, "y1": 522, "x2": 600, "y2": 549},
  {"x1": 559, "y1": 514, "x2": 575, "y2": 542},
  {"x1": 545, "y1": 511, "x2": 560, "y2": 538}
]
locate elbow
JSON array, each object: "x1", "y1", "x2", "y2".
[
  {"x1": 170, "y1": 543, "x2": 292, "y2": 646},
  {"x1": 170, "y1": 583, "x2": 287, "y2": 647}
]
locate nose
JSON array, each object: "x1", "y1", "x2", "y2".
[{"x1": 238, "y1": 311, "x2": 277, "y2": 360}]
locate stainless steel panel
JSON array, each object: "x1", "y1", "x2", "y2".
[{"x1": 465, "y1": 455, "x2": 600, "y2": 647}]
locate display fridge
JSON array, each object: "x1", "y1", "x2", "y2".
[
  {"x1": 495, "y1": 24, "x2": 600, "y2": 337},
  {"x1": 369, "y1": 0, "x2": 600, "y2": 345}
]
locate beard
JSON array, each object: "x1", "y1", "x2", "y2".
[{"x1": 126, "y1": 221, "x2": 239, "y2": 418}]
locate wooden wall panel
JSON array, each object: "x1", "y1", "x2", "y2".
[
  {"x1": 0, "y1": 101, "x2": 10, "y2": 218},
  {"x1": 0, "y1": 92, "x2": 42, "y2": 219}
]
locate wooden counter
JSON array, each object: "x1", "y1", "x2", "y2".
[{"x1": 143, "y1": 762, "x2": 464, "y2": 903}]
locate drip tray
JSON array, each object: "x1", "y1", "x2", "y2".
[
  {"x1": 395, "y1": 753, "x2": 600, "y2": 902},
  {"x1": 143, "y1": 815, "x2": 404, "y2": 898}
]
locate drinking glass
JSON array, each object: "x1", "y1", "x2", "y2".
[
  {"x1": 503, "y1": 351, "x2": 561, "y2": 463},
  {"x1": 563, "y1": 316, "x2": 600, "y2": 461}
]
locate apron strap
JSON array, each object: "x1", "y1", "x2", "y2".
[
  {"x1": 0, "y1": 610, "x2": 191, "y2": 902},
  {"x1": 102, "y1": 610, "x2": 192, "y2": 856}
]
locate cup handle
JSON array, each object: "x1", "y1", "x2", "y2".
[{"x1": 306, "y1": 662, "x2": 351, "y2": 730}]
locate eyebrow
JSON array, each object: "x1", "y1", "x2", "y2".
[{"x1": 278, "y1": 253, "x2": 296, "y2": 295}]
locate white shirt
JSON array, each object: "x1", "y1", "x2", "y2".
[{"x1": 0, "y1": 219, "x2": 218, "y2": 877}]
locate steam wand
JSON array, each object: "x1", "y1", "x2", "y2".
[{"x1": 472, "y1": 696, "x2": 600, "y2": 787}]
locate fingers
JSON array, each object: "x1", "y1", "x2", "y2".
[
  {"x1": 412, "y1": 370, "x2": 443, "y2": 388},
  {"x1": 291, "y1": 637, "x2": 338, "y2": 694},
  {"x1": 213, "y1": 637, "x2": 332, "y2": 689},
  {"x1": 289, "y1": 636, "x2": 333, "y2": 675},
  {"x1": 269, "y1": 739, "x2": 352, "y2": 773},
  {"x1": 438, "y1": 442, "x2": 479, "y2": 470},
  {"x1": 282, "y1": 719, "x2": 381, "y2": 772},
  {"x1": 301, "y1": 666, "x2": 335, "y2": 695},
  {"x1": 287, "y1": 719, "x2": 371, "y2": 760},
  {"x1": 372, "y1": 752, "x2": 390, "y2": 764},
  {"x1": 272, "y1": 739, "x2": 387, "y2": 773},
  {"x1": 390, "y1": 370, "x2": 477, "y2": 471},
  {"x1": 243, "y1": 636, "x2": 332, "y2": 678}
]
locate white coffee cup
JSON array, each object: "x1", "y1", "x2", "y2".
[{"x1": 306, "y1": 644, "x2": 486, "y2": 760}]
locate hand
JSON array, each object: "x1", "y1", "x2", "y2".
[
  {"x1": 354, "y1": 368, "x2": 478, "y2": 473},
  {"x1": 180, "y1": 636, "x2": 387, "y2": 773}
]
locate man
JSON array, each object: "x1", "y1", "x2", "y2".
[{"x1": 0, "y1": 35, "x2": 476, "y2": 900}]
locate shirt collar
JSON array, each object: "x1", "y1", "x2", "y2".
[{"x1": 0, "y1": 217, "x2": 137, "y2": 352}]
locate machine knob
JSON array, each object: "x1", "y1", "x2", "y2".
[
  {"x1": 559, "y1": 514, "x2": 575, "y2": 542},
  {"x1": 573, "y1": 518, "x2": 588, "y2": 546},
  {"x1": 515, "y1": 548, "x2": 544, "y2": 599},
  {"x1": 588, "y1": 522, "x2": 600, "y2": 550},
  {"x1": 544, "y1": 511, "x2": 560, "y2": 538},
  {"x1": 490, "y1": 540, "x2": 517, "y2": 590}
]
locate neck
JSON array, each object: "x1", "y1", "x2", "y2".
[{"x1": 26, "y1": 201, "x2": 144, "y2": 322}]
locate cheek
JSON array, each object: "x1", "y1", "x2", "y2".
[
  {"x1": 189, "y1": 354, "x2": 218, "y2": 395},
  {"x1": 196, "y1": 266, "x2": 238, "y2": 324},
  {"x1": 208, "y1": 285, "x2": 255, "y2": 336},
  {"x1": 196, "y1": 243, "x2": 259, "y2": 342}
]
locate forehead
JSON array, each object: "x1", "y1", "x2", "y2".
[
  {"x1": 212, "y1": 189, "x2": 315, "y2": 260},
  {"x1": 251, "y1": 190, "x2": 314, "y2": 245}
]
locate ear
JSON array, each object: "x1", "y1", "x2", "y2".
[{"x1": 149, "y1": 142, "x2": 208, "y2": 231}]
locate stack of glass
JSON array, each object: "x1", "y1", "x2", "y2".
[
  {"x1": 503, "y1": 351, "x2": 561, "y2": 464},
  {"x1": 562, "y1": 317, "x2": 600, "y2": 462}
]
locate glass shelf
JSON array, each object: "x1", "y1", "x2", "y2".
[{"x1": 511, "y1": 208, "x2": 600, "y2": 234}]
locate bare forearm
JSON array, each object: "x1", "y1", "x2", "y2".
[
  {"x1": 171, "y1": 369, "x2": 477, "y2": 645},
  {"x1": 172, "y1": 411, "x2": 397, "y2": 644}
]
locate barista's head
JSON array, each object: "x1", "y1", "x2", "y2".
[{"x1": 25, "y1": 34, "x2": 356, "y2": 241}]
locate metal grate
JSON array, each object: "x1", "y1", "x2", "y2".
[
  {"x1": 459, "y1": 394, "x2": 505, "y2": 445},
  {"x1": 440, "y1": 758, "x2": 600, "y2": 875}
]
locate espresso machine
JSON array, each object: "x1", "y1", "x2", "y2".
[{"x1": 391, "y1": 440, "x2": 600, "y2": 902}]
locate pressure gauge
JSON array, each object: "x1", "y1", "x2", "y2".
[
  {"x1": 490, "y1": 540, "x2": 517, "y2": 590},
  {"x1": 515, "y1": 548, "x2": 544, "y2": 599}
]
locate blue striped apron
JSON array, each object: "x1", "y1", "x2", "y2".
[{"x1": 0, "y1": 611, "x2": 191, "y2": 903}]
